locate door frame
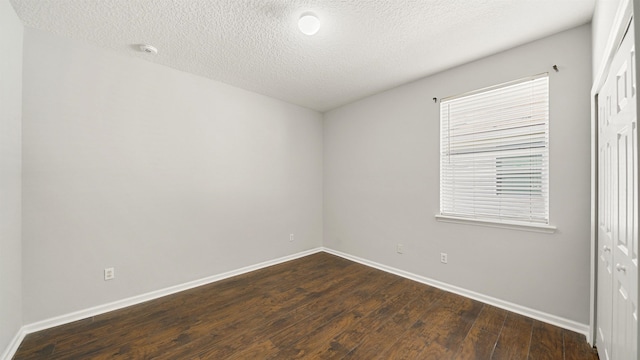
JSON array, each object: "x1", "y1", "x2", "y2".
[{"x1": 590, "y1": 0, "x2": 635, "y2": 346}]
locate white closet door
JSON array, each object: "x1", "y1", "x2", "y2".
[{"x1": 597, "y1": 19, "x2": 638, "y2": 360}]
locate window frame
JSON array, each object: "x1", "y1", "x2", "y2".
[{"x1": 436, "y1": 74, "x2": 556, "y2": 233}]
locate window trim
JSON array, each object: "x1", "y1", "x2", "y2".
[
  {"x1": 440, "y1": 73, "x2": 548, "y2": 102},
  {"x1": 435, "y1": 214, "x2": 556, "y2": 233}
]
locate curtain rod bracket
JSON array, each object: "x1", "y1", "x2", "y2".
[{"x1": 553, "y1": 65, "x2": 559, "y2": 72}]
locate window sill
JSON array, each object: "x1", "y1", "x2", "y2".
[{"x1": 435, "y1": 215, "x2": 557, "y2": 234}]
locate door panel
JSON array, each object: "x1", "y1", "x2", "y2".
[{"x1": 598, "y1": 76, "x2": 615, "y2": 360}]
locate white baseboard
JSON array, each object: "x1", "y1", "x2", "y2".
[
  {"x1": 1, "y1": 247, "x2": 323, "y2": 360},
  {"x1": 322, "y1": 247, "x2": 590, "y2": 338},
  {"x1": 1, "y1": 328, "x2": 27, "y2": 360}
]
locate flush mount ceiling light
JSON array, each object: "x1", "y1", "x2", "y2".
[
  {"x1": 139, "y1": 44, "x2": 158, "y2": 55},
  {"x1": 298, "y1": 13, "x2": 320, "y2": 35}
]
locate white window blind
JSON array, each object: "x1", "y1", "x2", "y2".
[{"x1": 439, "y1": 74, "x2": 549, "y2": 225}]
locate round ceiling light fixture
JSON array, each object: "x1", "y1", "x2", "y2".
[{"x1": 298, "y1": 13, "x2": 320, "y2": 35}]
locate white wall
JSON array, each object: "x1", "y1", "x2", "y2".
[
  {"x1": 21, "y1": 28, "x2": 323, "y2": 323},
  {"x1": 324, "y1": 24, "x2": 592, "y2": 324},
  {"x1": 0, "y1": 0, "x2": 23, "y2": 355}
]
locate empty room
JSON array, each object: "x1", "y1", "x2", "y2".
[{"x1": 1, "y1": 0, "x2": 638, "y2": 359}]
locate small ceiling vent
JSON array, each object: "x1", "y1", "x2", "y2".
[{"x1": 139, "y1": 44, "x2": 158, "y2": 55}]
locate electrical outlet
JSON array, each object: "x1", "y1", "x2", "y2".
[
  {"x1": 104, "y1": 267, "x2": 115, "y2": 280},
  {"x1": 396, "y1": 244, "x2": 404, "y2": 254},
  {"x1": 289, "y1": 233, "x2": 294, "y2": 242},
  {"x1": 440, "y1": 253, "x2": 448, "y2": 264}
]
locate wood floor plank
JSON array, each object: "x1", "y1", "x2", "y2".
[
  {"x1": 164, "y1": 260, "x2": 375, "y2": 358},
  {"x1": 274, "y1": 276, "x2": 407, "y2": 359},
  {"x1": 318, "y1": 279, "x2": 429, "y2": 359},
  {"x1": 453, "y1": 328, "x2": 499, "y2": 360},
  {"x1": 225, "y1": 339, "x2": 279, "y2": 360},
  {"x1": 267, "y1": 271, "x2": 387, "y2": 355},
  {"x1": 389, "y1": 293, "x2": 481, "y2": 360},
  {"x1": 12, "y1": 252, "x2": 598, "y2": 360},
  {"x1": 563, "y1": 329, "x2": 599, "y2": 360},
  {"x1": 416, "y1": 294, "x2": 484, "y2": 359},
  {"x1": 369, "y1": 291, "x2": 469, "y2": 359},
  {"x1": 202, "y1": 273, "x2": 398, "y2": 358},
  {"x1": 343, "y1": 286, "x2": 443, "y2": 359},
  {"x1": 528, "y1": 320, "x2": 564, "y2": 360},
  {"x1": 450, "y1": 304, "x2": 507, "y2": 359},
  {"x1": 471, "y1": 304, "x2": 508, "y2": 335},
  {"x1": 480, "y1": 311, "x2": 533, "y2": 360}
]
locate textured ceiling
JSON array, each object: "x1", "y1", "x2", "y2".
[{"x1": 10, "y1": 0, "x2": 594, "y2": 112}]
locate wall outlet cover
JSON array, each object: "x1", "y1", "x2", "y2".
[{"x1": 104, "y1": 267, "x2": 115, "y2": 280}]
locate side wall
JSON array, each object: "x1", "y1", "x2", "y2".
[
  {"x1": 21, "y1": 28, "x2": 323, "y2": 323},
  {"x1": 324, "y1": 24, "x2": 592, "y2": 325},
  {"x1": 0, "y1": 0, "x2": 23, "y2": 355}
]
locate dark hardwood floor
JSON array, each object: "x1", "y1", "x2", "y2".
[{"x1": 14, "y1": 252, "x2": 598, "y2": 359}]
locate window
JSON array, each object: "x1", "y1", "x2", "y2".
[{"x1": 438, "y1": 74, "x2": 550, "y2": 229}]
